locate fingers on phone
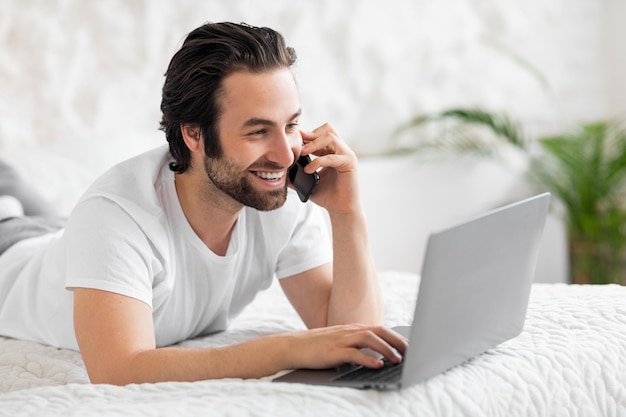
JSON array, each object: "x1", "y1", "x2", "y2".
[{"x1": 300, "y1": 124, "x2": 344, "y2": 156}]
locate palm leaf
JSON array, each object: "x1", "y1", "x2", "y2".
[
  {"x1": 390, "y1": 107, "x2": 527, "y2": 157},
  {"x1": 437, "y1": 108, "x2": 526, "y2": 149},
  {"x1": 390, "y1": 108, "x2": 626, "y2": 284},
  {"x1": 532, "y1": 120, "x2": 626, "y2": 242}
]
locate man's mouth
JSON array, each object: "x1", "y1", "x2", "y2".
[{"x1": 252, "y1": 170, "x2": 285, "y2": 181}]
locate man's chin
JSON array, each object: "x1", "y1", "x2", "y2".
[
  {"x1": 240, "y1": 188, "x2": 288, "y2": 211},
  {"x1": 259, "y1": 190, "x2": 288, "y2": 211}
]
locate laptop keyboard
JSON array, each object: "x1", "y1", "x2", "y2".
[{"x1": 332, "y1": 359, "x2": 403, "y2": 383}]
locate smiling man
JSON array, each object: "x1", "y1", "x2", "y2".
[{"x1": 0, "y1": 22, "x2": 406, "y2": 385}]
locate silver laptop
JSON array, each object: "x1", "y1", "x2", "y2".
[{"x1": 273, "y1": 193, "x2": 550, "y2": 390}]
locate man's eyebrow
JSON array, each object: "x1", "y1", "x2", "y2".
[{"x1": 241, "y1": 110, "x2": 302, "y2": 128}]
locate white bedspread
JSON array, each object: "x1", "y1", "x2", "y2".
[{"x1": 1, "y1": 271, "x2": 625, "y2": 417}]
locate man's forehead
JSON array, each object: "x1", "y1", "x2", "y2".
[{"x1": 219, "y1": 69, "x2": 300, "y2": 123}]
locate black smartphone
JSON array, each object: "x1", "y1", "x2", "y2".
[{"x1": 289, "y1": 155, "x2": 319, "y2": 202}]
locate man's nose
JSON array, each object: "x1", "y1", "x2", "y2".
[{"x1": 270, "y1": 131, "x2": 300, "y2": 167}]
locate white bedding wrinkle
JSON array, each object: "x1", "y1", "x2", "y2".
[{"x1": 1, "y1": 272, "x2": 625, "y2": 417}]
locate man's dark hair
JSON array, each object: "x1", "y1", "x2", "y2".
[{"x1": 159, "y1": 22, "x2": 297, "y2": 173}]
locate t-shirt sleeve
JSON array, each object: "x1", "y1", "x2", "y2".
[
  {"x1": 274, "y1": 199, "x2": 333, "y2": 279},
  {"x1": 64, "y1": 197, "x2": 161, "y2": 309}
]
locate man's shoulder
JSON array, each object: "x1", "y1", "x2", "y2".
[
  {"x1": 80, "y1": 146, "x2": 171, "y2": 204},
  {"x1": 100, "y1": 145, "x2": 171, "y2": 184},
  {"x1": 70, "y1": 145, "x2": 173, "y2": 247},
  {"x1": 69, "y1": 146, "x2": 173, "y2": 253}
]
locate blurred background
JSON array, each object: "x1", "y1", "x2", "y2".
[{"x1": 1, "y1": 0, "x2": 624, "y2": 282}]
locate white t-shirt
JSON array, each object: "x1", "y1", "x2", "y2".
[{"x1": 0, "y1": 146, "x2": 332, "y2": 350}]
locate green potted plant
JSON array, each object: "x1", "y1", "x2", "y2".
[{"x1": 391, "y1": 108, "x2": 626, "y2": 285}]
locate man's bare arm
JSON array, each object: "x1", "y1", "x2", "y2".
[
  {"x1": 74, "y1": 288, "x2": 405, "y2": 385},
  {"x1": 282, "y1": 124, "x2": 383, "y2": 328},
  {"x1": 279, "y1": 211, "x2": 382, "y2": 328},
  {"x1": 326, "y1": 209, "x2": 383, "y2": 325}
]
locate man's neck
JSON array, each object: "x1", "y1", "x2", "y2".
[{"x1": 174, "y1": 171, "x2": 242, "y2": 256}]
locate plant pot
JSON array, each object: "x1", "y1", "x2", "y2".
[{"x1": 569, "y1": 237, "x2": 626, "y2": 285}]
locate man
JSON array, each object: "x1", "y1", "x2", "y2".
[{"x1": 0, "y1": 22, "x2": 406, "y2": 385}]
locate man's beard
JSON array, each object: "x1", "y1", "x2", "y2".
[{"x1": 203, "y1": 154, "x2": 289, "y2": 211}]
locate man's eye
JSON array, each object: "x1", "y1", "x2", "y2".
[
  {"x1": 249, "y1": 129, "x2": 266, "y2": 136},
  {"x1": 286, "y1": 123, "x2": 299, "y2": 131}
]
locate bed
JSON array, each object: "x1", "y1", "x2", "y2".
[
  {"x1": 1, "y1": 270, "x2": 625, "y2": 416},
  {"x1": 1, "y1": 3, "x2": 625, "y2": 414}
]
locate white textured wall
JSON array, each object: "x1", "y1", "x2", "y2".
[
  {"x1": 605, "y1": 0, "x2": 626, "y2": 116},
  {"x1": 0, "y1": 0, "x2": 623, "y2": 281},
  {"x1": 1, "y1": 0, "x2": 622, "y2": 152}
]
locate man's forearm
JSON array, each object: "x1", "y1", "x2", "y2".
[
  {"x1": 91, "y1": 334, "x2": 291, "y2": 385},
  {"x1": 88, "y1": 325, "x2": 406, "y2": 385},
  {"x1": 326, "y1": 209, "x2": 384, "y2": 326}
]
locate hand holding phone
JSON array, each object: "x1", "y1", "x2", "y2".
[{"x1": 289, "y1": 155, "x2": 319, "y2": 202}]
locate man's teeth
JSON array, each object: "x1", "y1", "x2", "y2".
[{"x1": 255, "y1": 171, "x2": 284, "y2": 180}]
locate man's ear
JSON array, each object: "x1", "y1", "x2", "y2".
[{"x1": 180, "y1": 124, "x2": 203, "y2": 153}]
